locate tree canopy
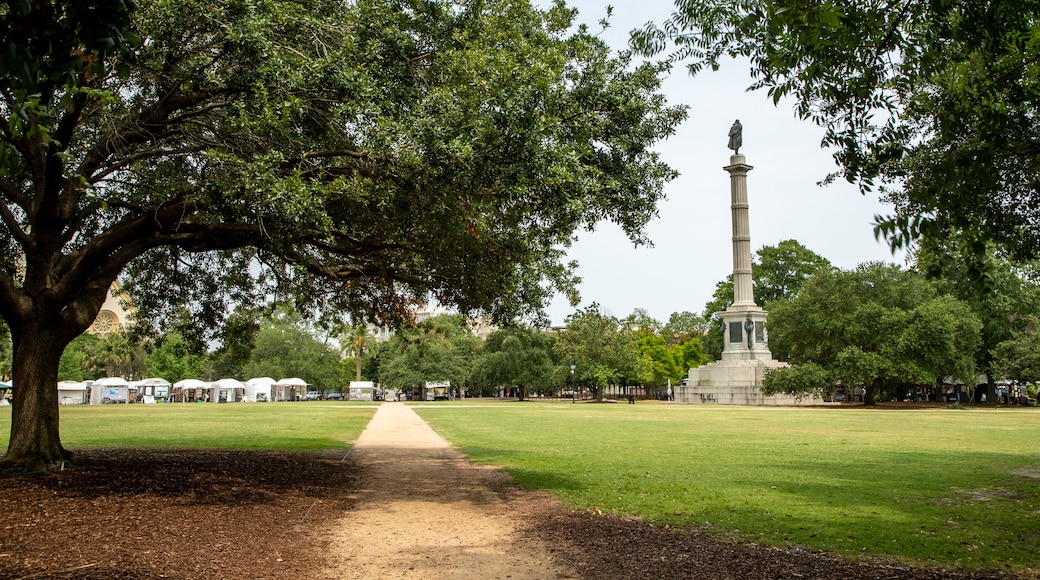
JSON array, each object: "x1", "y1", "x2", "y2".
[
  {"x1": 764, "y1": 263, "x2": 981, "y2": 403},
  {"x1": 991, "y1": 318, "x2": 1040, "y2": 387},
  {"x1": 241, "y1": 314, "x2": 344, "y2": 392},
  {"x1": 469, "y1": 327, "x2": 558, "y2": 400},
  {"x1": 143, "y1": 331, "x2": 206, "y2": 384},
  {"x1": 0, "y1": 0, "x2": 686, "y2": 469},
  {"x1": 634, "y1": 0, "x2": 1040, "y2": 265},
  {"x1": 753, "y1": 240, "x2": 835, "y2": 307},
  {"x1": 377, "y1": 314, "x2": 480, "y2": 393},
  {"x1": 918, "y1": 240, "x2": 1040, "y2": 401},
  {"x1": 557, "y1": 304, "x2": 639, "y2": 400}
]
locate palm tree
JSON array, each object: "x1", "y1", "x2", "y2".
[
  {"x1": 340, "y1": 323, "x2": 374, "y2": 382},
  {"x1": 84, "y1": 333, "x2": 139, "y2": 378}
]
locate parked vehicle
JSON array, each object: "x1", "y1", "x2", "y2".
[
  {"x1": 304, "y1": 391, "x2": 321, "y2": 400},
  {"x1": 326, "y1": 392, "x2": 344, "y2": 400}
]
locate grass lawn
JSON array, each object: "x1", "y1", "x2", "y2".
[
  {"x1": 413, "y1": 400, "x2": 1040, "y2": 574},
  {"x1": 0, "y1": 401, "x2": 377, "y2": 454}
]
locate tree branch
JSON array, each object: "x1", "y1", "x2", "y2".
[
  {"x1": 302, "y1": 149, "x2": 367, "y2": 160},
  {"x1": 0, "y1": 172, "x2": 32, "y2": 211},
  {"x1": 284, "y1": 249, "x2": 427, "y2": 287},
  {"x1": 77, "y1": 88, "x2": 230, "y2": 180},
  {"x1": 0, "y1": 202, "x2": 33, "y2": 252},
  {"x1": 0, "y1": 270, "x2": 28, "y2": 327}
]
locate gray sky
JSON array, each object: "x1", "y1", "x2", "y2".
[{"x1": 543, "y1": 0, "x2": 905, "y2": 326}]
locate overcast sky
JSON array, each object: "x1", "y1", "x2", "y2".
[{"x1": 542, "y1": 0, "x2": 906, "y2": 326}]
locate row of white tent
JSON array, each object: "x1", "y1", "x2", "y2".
[{"x1": 41, "y1": 376, "x2": 311, "y2": 405}]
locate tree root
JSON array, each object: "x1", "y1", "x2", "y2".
[{"x1": 0, "y1": 448, "x2": 79, "y2": 477}]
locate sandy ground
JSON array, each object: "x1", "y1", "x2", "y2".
[{"x1": 321, "y1": 402, "x2": 577, "y2": 579}]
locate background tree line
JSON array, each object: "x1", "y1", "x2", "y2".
[
  {"x1": 29, "y1": 304, "x2": 709, "y2": 401},
  {"x1": 24, "y1": 237, "x2": 1038, "y2": 405}
]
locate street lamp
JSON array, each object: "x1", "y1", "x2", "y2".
[{"x1": 570, "y1": 361, "x2": 576, "y2": 403}]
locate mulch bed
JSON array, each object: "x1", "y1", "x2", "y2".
[
  {"x1": 0, "y1": 449, "x2": 1026, "y2": 579},
  {"x1": 0, "y1": 449, "x2": 359, "y2": 579}
]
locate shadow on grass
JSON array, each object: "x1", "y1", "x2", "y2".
[
  {"x1": 504, "y1": 466, "x2": 589, "y2": 492},
  {"x1": 456, "y1": 445, "x2": 589, "y2": 492}
]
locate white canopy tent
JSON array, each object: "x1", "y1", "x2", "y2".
[
  {"x1": 173, "y1": 378, "x2": 209, "y2": 402},
  {"x1": 244, "y1": 377, "x2": 275, "y2": 402},
  {"x1": 273, "y1": 377, "x2": 308, "y2": 401},
  {"x1": 57, "y1": 380, "x2": 88, "y2": 405},
  {"x1": 211, "y1": 378, "x2": 244, "y2": 403},
  {"x1": 133, "y1": 377, "x2": 171, "y2": 401},
  {"x1": 90, "y1": 377, "x2": 129, "y2": 404}
]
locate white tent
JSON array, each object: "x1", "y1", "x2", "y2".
[
  {"x1": 133, "y1": 377, "x2": 171, "y2": 401},
  {"x1": 274, "y1": 377, "x2": 308, "y2": 401},
  {"x1": 173, "y1": 378, "x2": 209, "y2": 402},
  {"x1": 349, "y1": 380, "x2": 376, "y2": 401},
  {"x1": 57, "y1": 380, "x2": 88, "y2": 405},
  {"x1": 211, "y1": 378, "x2": 244, "y2": 403},
  {"x1": 90, "y1": 377, "x2": 129, "y2": 404},
  {"x1": 244, "y1": 377, "x2": 275, "y2": 403}
]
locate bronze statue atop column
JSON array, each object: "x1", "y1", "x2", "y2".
[{"x1": 727, "y1": 119, "x2": 742, "y2": 154}]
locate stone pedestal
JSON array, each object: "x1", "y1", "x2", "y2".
[
  {"x1": 676, "y1": 358, "x2": 798, "y2": 405},
  {"x1": 719, "y1": 304, "x2": 771, "y2": 362}
]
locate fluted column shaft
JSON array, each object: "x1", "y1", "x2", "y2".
[{"x1": 724, "y1": 155, "x2": 755, "y2": 306}]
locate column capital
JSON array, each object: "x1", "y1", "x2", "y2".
[{"x1": 724, "y1": 154, "x2": 753, "y2": 173}]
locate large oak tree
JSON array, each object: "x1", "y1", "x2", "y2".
[
  {"x1": 918, "y1": 240, "x2": 1040, "y2": 403},
  {"x1": 0, "y1": 0, "x2": 686, "y2": 470},
  {"x1": 377, "y1": 314, "x2": 480, "y2": 394}
]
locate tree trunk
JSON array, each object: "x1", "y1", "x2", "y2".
[
  {"x1": 1, "y1": 323, "x2": 74, "y2": 472},
  {"x1": 863, "y1": 384, "x2": 877, "y2": 406}
]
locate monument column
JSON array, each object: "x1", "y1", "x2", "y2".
[
  {"x1": 718, "y1": 120, "x2": 773, "y2": 362},
  {"x1": 676, "y1": 119, "x2": 803, "y2": 406},
  {"x1": 725, "y1": 155, "x2": 755, "y2": 307}
]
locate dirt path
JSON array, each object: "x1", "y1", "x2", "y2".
[{"x1": 321, "y1": 402, "x2": 576, "y2": 579}]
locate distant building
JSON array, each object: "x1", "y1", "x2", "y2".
[
  {"x1": 367, "y1": 305, "x2": 497, "y2": 342},
  {"x1": 86, "y1": 281, "x2": 136, "y2": 337}
]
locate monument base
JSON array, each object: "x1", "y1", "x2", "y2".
[{"x1": 676, "y1": 359, "x2": 820, "y2": 406}]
